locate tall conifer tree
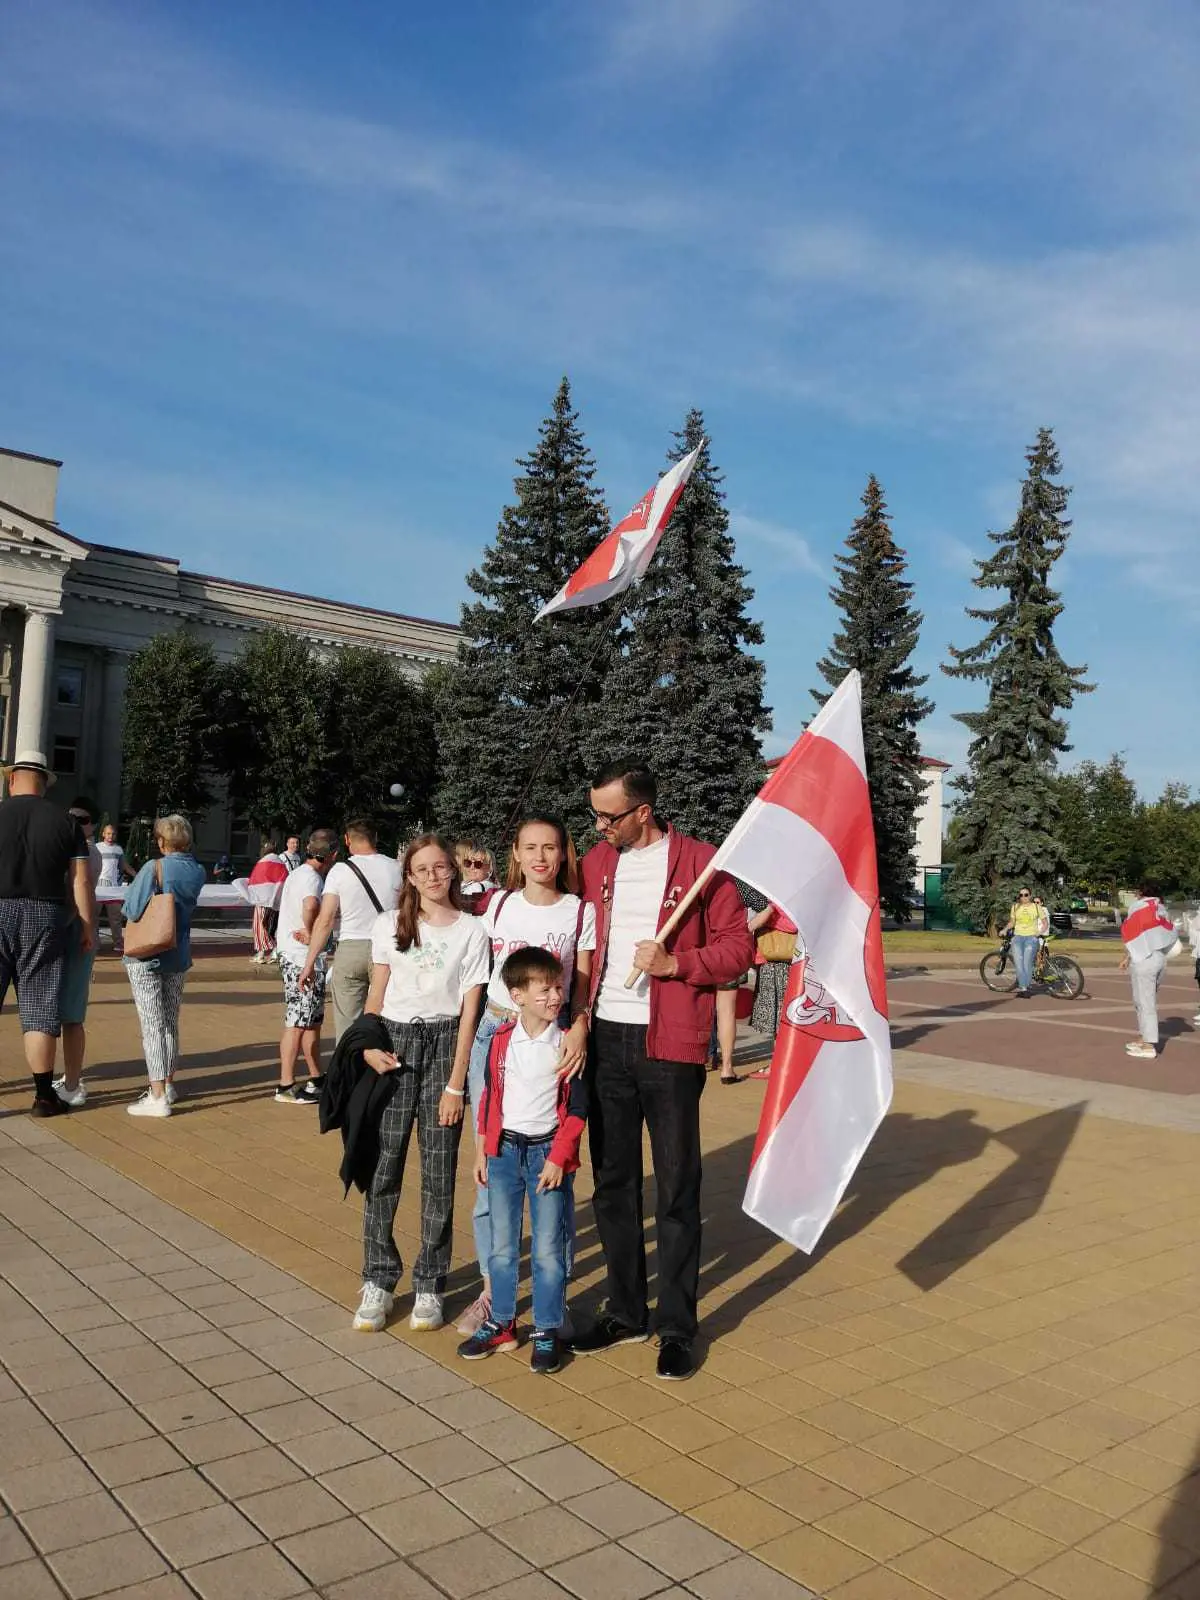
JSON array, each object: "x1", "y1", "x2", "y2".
[
  {"x1": 431, "y1": 379, "x2": 613, "y2": 847},
  {"x1": 943, "y1": 428, "x2": 1092, "y2": 931},
  {"x1": 813, "y1": 476, "x2": 932, "y2": 920},
  {"x1": 587, "y1": 412, "x2": 769, "y2": 841}
]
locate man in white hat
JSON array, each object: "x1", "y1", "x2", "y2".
[{"x1": 0, "y1": 750, "x2": 95, "y2": 1115}]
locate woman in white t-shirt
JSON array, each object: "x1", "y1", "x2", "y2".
[
  {"x1": 456, "y1": 813, "x2": 597, "y2": 1337},
  {"x1": 96, "y1": 824, "x2": 135, "y2": 953},
  {"x1": 353, "y1": 834, "x2": 490, "y2": 1336}
]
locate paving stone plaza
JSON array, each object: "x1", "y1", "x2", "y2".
[{"x1": 2, "y1": 950, "x2": 1199, "y2": 1599}]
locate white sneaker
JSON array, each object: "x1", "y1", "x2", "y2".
[
  {"x1": 456, "y1": 1290, "x2": 491, "y2": 1336},
  {"x1": 1193, "y1": 1013, "x2": 1200, "y2": 1025},
  {"x1": 352, "y1": 1282, "x2": 394, "y2": 1332},
  {"x1": 53, "y1": 1078, "x2": 87, "y2": 1108},
  {"x1": 1125, "y1": 1043, "x2": 1157, "y2": 1058},
  {"x1": 410, "y1": 1292, "x2": 444, "y2": 1332},
  {"x1": 127, "y1": 1091, "x2": 171, "y2": 1118}
]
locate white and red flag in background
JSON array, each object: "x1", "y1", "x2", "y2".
[
  {"x1": 237, "y1": 852, "x2": 288, "y2": 911},
  {"x1": 710, "y1": 671, "x2": 892, "y2": 1252},
  {"x1": 533, "y1": 445, "x2": 703, "y2": 622}
]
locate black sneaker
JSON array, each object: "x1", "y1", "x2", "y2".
[
  {"x1": 567, "y1": 1314, "x2": 649, "y2": 1354},
  {"x1": 31, "y1": 1096, "x2": 68, "y2": 1118},
  {"x1": 656, "y1": 1338, "x2": 695, "y2": 1381},
  {"x1": 530, "y1": 1331, "x2": 562, "y2": 1375},
  {"x1": 274, "y1": 1084, "x2": 309, "y2": 1103},
  {"x1": 298, "y1": 1078, "x2": 324, "y2": 1103}
]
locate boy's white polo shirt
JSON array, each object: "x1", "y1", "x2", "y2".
[{"x1": 502, "y1": 1020, "x2": 563, "y2": 1137}]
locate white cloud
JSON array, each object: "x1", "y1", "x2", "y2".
[
  {"x1": 729, "y1": 510, "x2": 823, "y2": 576},
  {"x1": 591, "y1": 0, "x2": 762, "y2": 74}
]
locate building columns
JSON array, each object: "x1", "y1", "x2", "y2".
[{"x1": 14, "y1": 609, "x2": 56, "y2": 756}]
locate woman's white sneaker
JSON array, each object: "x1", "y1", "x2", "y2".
[
  {"x1": 352, "y1": 1283, "x2": 395, "y2": 1332},
  {"x1": 53, "y1": 1078, "x2": 87, "y2": 1108},
  {"x1": 410, "y1": 1293, "x2": 444, "y2": 1331},
  {"x1": 127, "y1": 1092, "x2": 171, "y2": 1118}
]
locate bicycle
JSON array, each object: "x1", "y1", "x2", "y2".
[{"x1": 979, "y1": 932, "x2": 1085, "y2": 1000}]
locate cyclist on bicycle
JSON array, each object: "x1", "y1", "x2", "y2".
[{"x1": 1001, "y1": 888, "x2": 1041, "y2": 998}]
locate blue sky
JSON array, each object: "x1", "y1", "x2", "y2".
[{"x1": 2, "y1": 0, "x2": 1197, "y2": 800}]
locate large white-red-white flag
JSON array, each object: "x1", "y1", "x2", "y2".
[
  {"x1": 533, "y1": 445, "x2": 703, "y2": 622},
  {"x1": 711, "y1": 671, "x2": 892, "y2": 1252}
]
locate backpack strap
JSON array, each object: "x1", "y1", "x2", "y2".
[{"x1": 342, "y1": 857, "x2": 383, "y2": 915}]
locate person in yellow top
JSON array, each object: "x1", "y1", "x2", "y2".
[{"x1": 1002, "y1": 888, "x2": 1041, "y2": 997}]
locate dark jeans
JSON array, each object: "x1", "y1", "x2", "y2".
[{"x1": 588, "y1": 1018, "x2": 705, "y2": 1342}]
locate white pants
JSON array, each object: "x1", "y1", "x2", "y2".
[
  {"x1": 1130, "y1": 951, "x2": 1166, "y2": 1045},
  {"x1": 126, "y1": 963, "x2": 187, "y2": 1081}
]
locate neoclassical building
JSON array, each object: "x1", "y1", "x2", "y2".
[{"x1": 0, "y1": 446, "x2": 459, "y2": 855}]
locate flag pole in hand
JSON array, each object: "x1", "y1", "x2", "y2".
[{"x1": 623, "y1": 861, "x2": 717, "y2": 988}]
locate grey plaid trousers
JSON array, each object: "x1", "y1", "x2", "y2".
[{"x1": 363, "y1": 1017, "x2": 463, "y2": 1295}]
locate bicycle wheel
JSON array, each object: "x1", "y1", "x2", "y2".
[
  {"x1": 980, "y1": 951, "x2": 1017, "y2": 992},
  {"x1": 1044, "y1": 956, "x2": 1084, "y2": 999}
]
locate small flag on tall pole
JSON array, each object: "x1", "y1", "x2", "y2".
[
  {"x1": 706, "y1": 672, "x2": 893, "y2": 1252},
  {"x1": 534, "y1": 444, "x2": 703, "y2": 621}
]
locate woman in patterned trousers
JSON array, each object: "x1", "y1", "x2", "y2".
[{"x1": 122, "y1": 816, "x2": 207, "y2": 1119}]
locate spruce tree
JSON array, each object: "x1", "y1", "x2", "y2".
[
  {"x1": 430, "y1": 379, "x2": 613, "y2": 849},
  {"x1": 586, "y1": 412, "x2": 770, "y2": 842},
  {"x1": 942, "y1": 429, "x2": 1092, "y2": 932},
  {"x1": 813, "y1": 475, "x2": 932, "y2": 921}
]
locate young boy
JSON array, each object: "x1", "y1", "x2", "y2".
[{"x1": 458, "y1": 948, "x2": 586, "y2": 1374}]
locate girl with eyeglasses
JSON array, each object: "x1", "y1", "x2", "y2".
[
  {"x1": 351, "y1": 834, "x2": 490, "y2": 1335},
  {"x1": 1000, "y1": 887, "x2": 1041, "y2": 997},
  {"x1": 455, "y1": 813, "x2": 596, "y2": 1338}
]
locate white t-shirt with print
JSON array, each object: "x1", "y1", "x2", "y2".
[
  {"x1": 96, "y1": 841, "x2": 125, "y2": 888},
  {"x1": 369, "y1": 910, "x2": 491, "y2": 1023},
  {"x1": 277, "y1": 864, "x2": 325, "y2": 965},
  {"x1": 482, "y1": 890, "x2": 597, "y2": 1010},
  {"x1": 596, "y1": 836, "x2": 670, "y2": 1026},
  {"x1": 501, "y1": 1020, "x2": 563, "y2": 1137},
  {"x1": 323, "y1": 854, "x2": 403, "y2": 941}
]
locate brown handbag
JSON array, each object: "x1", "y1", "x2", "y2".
[
  {"x1": 756, "y1": 929, "x2": 797, "y2": 963},
  {"x1": 123, "y1": 859, "x2": 178, "y2": 959}
]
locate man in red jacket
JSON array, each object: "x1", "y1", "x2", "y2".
[{"x1": 569, "y1": 760, "x2": 754, "y2": 1379}]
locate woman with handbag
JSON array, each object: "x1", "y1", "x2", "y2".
[
  {"x1": 122, "y1": 814, "x2": 207, "y2": 1119},
  {"x1": 751, "y1": 903, "x2": 798, "y2": 1039}
]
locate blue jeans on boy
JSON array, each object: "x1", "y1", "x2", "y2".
[
  {"x1": 1012, "y1": 934, "x2": 1038, "y2": 991},
  {"x1": 487, "y1": 1133, "x2": 572, "y2": 1334},
  {"x1": 468, "y1": 1008, "x2": 576, "y2": 1287}
]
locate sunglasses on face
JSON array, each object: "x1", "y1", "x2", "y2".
[{"x1": 462, "y1": 856, "x2": 489, "y2": 869}]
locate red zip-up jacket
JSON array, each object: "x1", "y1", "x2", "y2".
[
  {"x1": 581, "y1": 826, "x2": 754, "y2": 1064},
  {"x1": 476, "y1": 1021, "x2": 588, "y2": 1172}
]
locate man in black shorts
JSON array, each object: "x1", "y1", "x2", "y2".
[{"x1": 0, "y1": 750, "x2": 94, "y2": 1115}]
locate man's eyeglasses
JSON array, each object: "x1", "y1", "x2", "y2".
[{"x1": 590, "y1": 804, "x2": 643, "y2": 828}]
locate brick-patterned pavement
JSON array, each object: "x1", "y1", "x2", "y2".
[{"x1": 2, "y1": 950, "x2": 1200, "y2": 1598}]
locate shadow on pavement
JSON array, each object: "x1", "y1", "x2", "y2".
[
  {"x1": 1156, "y1": 1440, "x2": 1200, "y2": 1594},
  {"x1": 896, "y1": 1100, "x2": 1087, "y2": 1290}
]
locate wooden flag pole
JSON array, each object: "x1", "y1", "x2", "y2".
[{"x1": 623, "y1": 858, "x2": 719, "y2": 988}]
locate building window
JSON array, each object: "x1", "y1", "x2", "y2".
[
  {"x1": 56, "y1": 666, "x2": 84, "y2": 707},
  {"x1": 52, "y1": 736, "x2": 78, "y2": 775}
]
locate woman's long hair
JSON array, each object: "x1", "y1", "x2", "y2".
[
  {"x1": 394, "y1": 833, "x2": 464, "y2": 952},
  {"x1": 503, "y1": 813, "x2": 580, "y2": 897}
]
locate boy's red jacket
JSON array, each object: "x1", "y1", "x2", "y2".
[
  {"x1": 580, "y1": 826, "x2": 754, "y2": 1064},
  {"x1": 476, "y1": 1021, "x2": 588, "y2": 1172}
]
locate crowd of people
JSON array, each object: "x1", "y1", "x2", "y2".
[{"x1": 3, "y1": 743, "x2": 1196, "y2": 1384}]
